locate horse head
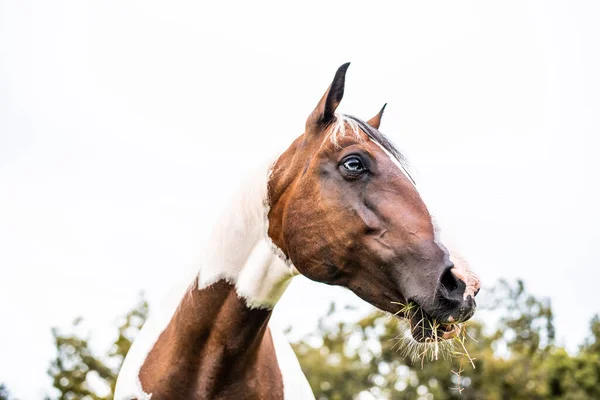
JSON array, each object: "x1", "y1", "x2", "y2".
[{"x1": 267, "y1": 63, "x2": 480, "y2": 342}]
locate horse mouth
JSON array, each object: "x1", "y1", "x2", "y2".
[{"x1": 401, "y1": 304, "x2": 462, "y2": 343}]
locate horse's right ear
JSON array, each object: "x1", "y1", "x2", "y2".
[
  {"x1": 367, "y1": 103, "x2": 387, "y2": 130},
  {"x1": 305, "y1": 62, "x2": 350, "y2": 132}
]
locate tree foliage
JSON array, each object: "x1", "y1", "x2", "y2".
[
  {"x1": 292, "y1": 280, "x2": 600, "y2": 400},
  {"x1": 0, "y1": 384, "x2": 14, "y2": 400},
  {"x1": 47, "y1": 295, "x2": 148, "y2": 400},
  {"x1": 41, "y1": 281, "x2": 600, "y2": 399}
]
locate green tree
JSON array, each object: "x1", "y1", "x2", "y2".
[
  {"x1": 293, "y1": 280, "x2": 599, "y2": 400},
  {"x1": 0, "y1": 384, "x2": 14, "y2": 400},
  {"x1": 545, "y1": 316, "x2": 600, "y2": 400},
  {"x1": 47, "y1": 295, "x2": 148, "y2": 400},
  {"x1": 46, "y1": 281, "x2": 600, "y2": 400}
]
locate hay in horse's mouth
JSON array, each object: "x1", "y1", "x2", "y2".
[
  {"x1": 390, "y1": 302, "x2": 476, "y2": 384},
  {"x1": 408, "y1": 309, "x2": 461, "y2": 342},
  {"x1": 391, "y1": 301, "x2": 473, "y2": 367},
  {"x1": 393, "y1": 301, "x2": 462, "y2": 343}
]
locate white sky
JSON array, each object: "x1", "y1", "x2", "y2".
[{"x1": 1, "y1": 1, "x2": 599, "y2": 398}]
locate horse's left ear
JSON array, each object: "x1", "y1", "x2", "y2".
[
  {"x1": 306, "y1": 62, "x2": 350, "y2": 131},
  {"x1": 367, "y1": 103, "x2": 387, "y2": 130}
]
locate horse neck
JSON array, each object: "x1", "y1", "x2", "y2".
[
  {"x1": 139, "y1": 279, "x2": 279, "y2": 398},
  {"x1": 137, "y1": 162, "x2": 296, "y2": 397},
  {"x1": 196, "y1": 160, "x2": 296, "y2": 309}
]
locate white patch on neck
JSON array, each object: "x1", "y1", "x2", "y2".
[
  {"x1": 235, "y1": 239, "x2": 295, "y2": 308},
  {"x1": 195, "y1": 159, "x2": 298, "y2": 307}
]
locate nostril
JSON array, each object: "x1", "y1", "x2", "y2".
[
  {"x1": 466, "y1": 295, "x2": 475, "y2": 306},
  {"x1": 440, "y1": 267, "x2": 459, "y2": 293}
]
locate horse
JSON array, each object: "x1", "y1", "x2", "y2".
[{"x1": 114, "y1": 63, "x2": 481, "y2": 400}]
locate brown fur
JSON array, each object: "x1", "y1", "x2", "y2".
[{"x1": 139, "y1": 280, "x2": 283, "y2": 400}]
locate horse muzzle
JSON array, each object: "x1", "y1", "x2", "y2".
[{"x1": 433, "y1": 265, "x2": 481, "y2": 324}]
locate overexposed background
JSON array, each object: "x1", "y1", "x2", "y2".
[{"x1": 1, "y1": 1, "x2": 599, "y2": 398}]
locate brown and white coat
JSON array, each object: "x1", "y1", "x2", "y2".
[{"x1": 114, "y1": 63, "x2": 480, "y2": 400}]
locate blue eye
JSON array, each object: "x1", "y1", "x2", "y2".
[{"x1": 341, "y1": 157, "x2": 366, "y2": 173}]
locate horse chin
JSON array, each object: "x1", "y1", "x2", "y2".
[{"x1": 404, "y1": 306, "x2": 462, "y2": 343}]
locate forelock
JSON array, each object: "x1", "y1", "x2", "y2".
[{"x1": 325, "y1": 113, "x2": 414, "y2": 183}]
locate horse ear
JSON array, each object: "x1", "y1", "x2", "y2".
[
  {"x1": 367, "y1": 103, "x2": 387, "y2": 130},
  {"x1": 306, "y1": 62, "x2": 350, "y2": 131}
]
